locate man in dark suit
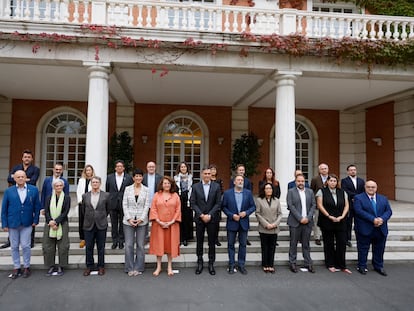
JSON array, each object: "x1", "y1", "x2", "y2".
[
  {"x1": 40, "y1": 163, "x2": 70, "y2": 208},
  {"x1": 79, "y1": 176, "x2": 111, "y2": 276},
  {"x1": 341, "y1": 164, "x2": 365, "y2": 247},
  {"x1": 354, "y1": 180, "x2": 392, "y2": 276},
  {"x1": 105, "y1": 160, "x2": 133, "y2": 249},
  {"x1": 310, "y1": 163, "x2": 329, "y2": 245},
  {"x1": 287, "y1": 169, "x2": 310, "y2": 189},
  {"x1": 1, "y1": 170, "x2": 41, "y2": 279},
  {"x1": 190, "y1": 167, "x2": 222, "y2": 275},
  {"x1": 287, "y1": 173, "x2": 316, "y2": 273},
  {"x1": 222, "y1": 175, "x2": 256, "y2": 275},
  {"x1": 2, "y1": 149, "x2": 40, "y2": 249}
]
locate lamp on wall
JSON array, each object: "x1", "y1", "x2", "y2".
[
  {"x1": 372, "y1": 137, "x2": 382, "y2": 146},
  {"x1": 218, "y1": 137, "x2": 224, "y2": 145},
  {"x1": 257, "y1": 139, "x2": 264, "y2": 146},
  {"x1": 142, "y1": 135, "x2": 148, "y2": 144}
]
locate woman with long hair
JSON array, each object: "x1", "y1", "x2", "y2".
[{"x1": 259, "y1": 167, "x2": 281, "y2": 199}]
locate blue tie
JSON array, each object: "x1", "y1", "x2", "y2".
[{"x1": 370, "y1": 197, "x2": 377, "y2": 216}]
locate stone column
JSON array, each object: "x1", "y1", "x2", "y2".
[
  {"x1": 84, "y1": 63, "x2": 111, "y2": 185},
  {"x1": 271, "y1": 71, "x2": 302, "y2": 204}
]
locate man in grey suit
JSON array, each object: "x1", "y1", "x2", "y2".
[
  {"x1": 287, "y1": 174, "x2": 316, "y2": 273},
  {"x1": 79, "y1": 176, "x2": 111, "y2": 276},
  {"x1": 190, "y1": 167, "x2": 222, "y2": 275}
]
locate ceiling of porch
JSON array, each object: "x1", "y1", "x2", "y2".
[{"x1": 0, "y1": 61, "x2": 413, "y2": 111}]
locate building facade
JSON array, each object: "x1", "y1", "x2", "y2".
[{"x1": 0, "y1": 0, "x2": 413, "y2": 202}]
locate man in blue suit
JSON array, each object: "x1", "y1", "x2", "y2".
[
  {"x1": 354, "y1": 180, "x2": 392, "y2": 276},
  {"x1": 341, "y1": 164, "x2": 365, "y2": 247},
  {"x1": 222, "y1": 175, "x2": 256, "y2": 275},
  {"x1": 1, "y1": 170, "x2": 41, "y2": 279},
  {"x1": 40, "y1": 163, "x2": 70, "y2": 208}
]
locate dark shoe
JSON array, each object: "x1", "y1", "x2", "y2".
[
  {"x1": 119, "y1": 242, "x2": 124, "y2": 249},
  {"x1": 315, "y1": 239, "x2": 321, "y2": 246},
  {"x1": 357, "y1": 267, "x2": 368, "y2": 275},
  {"x1": 183, "y1": 240, "x2": 188, "y2": 246},
  {"x1": 22, "y1": 267, "x2": 31, "y2": 278},
  {"x1": 46, "y1": 266, "x2": 55, "y2": 276},
  {"x1": 215, "y1": 241, "x2": 221, "y2": 247},
  {"x1": 307, "y1": 265, "x2": 315, "y2": 273},
  {"x1": 195, "y1": 262, "x2": 203, "y2": 275},
  {"x1": 246, "y1": 239, "x2": 251, "y2": 246},
  {"x1": 0, "y1": 241, "x2": 10, "y2": 249},
  {"x1": 346, "y1": 241, "x2": 352, "y2": 247},
  {"x1": 374, "y1": 268, "x2": 387, "y2": 276},
  {"x1": 98, "y1": 268, "x2": 105, "y2": 276},
  {"x1": 228, "y1": 265, "x2": 235, "y2": 275},
  {"x1": 208, "y1": 263, "x2": 216, "y2": 275},
  {"x1": 10, "y1": 268, "x2": 21, "y2": 279},
  {"x1": 111, "y1": 242, "x2": 118, "y2": 249},
  {"x1": 31, "y1": 242, "x2": 34, "y2": 248},
  {"x1": 56, "y1": 266, "x2": 64, "y2": 276},
  {"x1": 276, "y1": 242, "x2": 279, "y2": 246},
  {"x1": 289, "y1": 264, "x2": 298, "y2": 273},
  {"x1": 83, "y1": 269, "x2": 91, "y2": 276},
  {"x1": 238, "y1": 266, "x2": 248, "y2": 275}
]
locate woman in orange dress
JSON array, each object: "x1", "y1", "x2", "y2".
[{"x1": 149, "y1": 176, "x2": 181, "y2": 276}]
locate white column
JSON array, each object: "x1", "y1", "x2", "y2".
[
  {"x1": 271, "y1": 71, "x2": 302, "y2": 204},
  {"x1": 84, "y1": 64, "x2": 111, "y2": 185}
]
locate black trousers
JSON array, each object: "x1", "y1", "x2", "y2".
[
  {"x1": 321, "y1": 228, "x2": 347, "y2": 269},
  {"x1": 110, "y1": 207, "x2": 124, "y2": 243},
  {"x1": 195, "y1": 220, "x2": 217, "y2": 263},
  {"x1": 180, "y1": 200, "x2": 194, "y2": 242},
  {"x1": 84, "y1": 225, "x2": 107, "y2": 269},
  {"x1": 259, "y1": 232, "x2": 278, "y2": 268}
]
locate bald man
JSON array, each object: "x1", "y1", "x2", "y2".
[{"x1": 354, "y1": 180, "x2": 392, "y2": 276}]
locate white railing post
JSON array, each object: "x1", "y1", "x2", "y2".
[
  {"x1": 90, "y1": 0, "x2": 107, "y2": 25},
  {"x1": 280, "y1": 9, "x2": 297, "y2": 36}
]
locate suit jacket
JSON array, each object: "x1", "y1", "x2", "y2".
[
  {"x1": 122, "y1": 184, "x2": 150, "y2": 226},
  {"x1": 1, "y1": 184, "x2": 41, "y2": 228},
  {"x1": 41, "y1": 176, "x2": 70, "y2": 208},
  {"x1": 341, "y1": 176, "x2": 365, "y2": 203},
  {"x1": 353, "y1": 192, "x2": 392, "y2": 237},
  {"x1": 255, "y1": 197, "x2": 282, "y2": 234},
  {"x1": 8, "y1": 164, "x2": 40, "y2": 186},
  {"x1": 190, "y1": 181, "x2": 222, "y2": 223},
  {"x1": 105, "y1": 173, "x2": 133, "y2": 210},
  {"x1": 143, "y1": 173, "x2": 163, "y2": 193},
  {"x1": 44, "y1": 194, "x2": 71, "y2": 225},
  {"x1": 286, "y1": 187, "x2": 316, "y2": 228},
  {"x1": 310, "y1": 174, "x2": 327, "y2": 194},
  {"x1": 222, "y1": 188, "x2": 256, "y2": 232},
  {"x1": 79, "y1": 191, "x2": 110, "y2": 236}
]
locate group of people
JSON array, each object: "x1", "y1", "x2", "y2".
[
  {"x1": 286, "y1": 164, "x2": 392, "y2": 277},
  {"x1": 1, "y1": 150, "x2": 393, "y2": 279}
]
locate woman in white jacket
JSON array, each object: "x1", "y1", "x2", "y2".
[{"x1": 122, "y1": 168, "x2": 150, "y2": 276}]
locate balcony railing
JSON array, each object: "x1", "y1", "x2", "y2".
[{"x1": 1, "y1": 0, "x2": 413, "y2": 40}]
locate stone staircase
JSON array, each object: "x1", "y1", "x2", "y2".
[{"x1": 1, "y1": 201, "x2": 413, "y2": 270}]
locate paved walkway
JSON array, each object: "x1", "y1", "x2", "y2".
[{"x1": 0, "y1": 264, "x2": 413, "y2": 311}]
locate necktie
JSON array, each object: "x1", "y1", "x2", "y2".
[{"x1": 370, "y1": 197, "x2": 377, "y2": 216}]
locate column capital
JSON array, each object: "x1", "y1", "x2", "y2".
[
  {"x1": 270, "y1": 70, "x2": 302, "y2": 84},
  {"x1": 84, "y1": 63, "x2": 112, "y2": 80}
]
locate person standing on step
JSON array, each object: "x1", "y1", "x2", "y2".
[
  {"x1": 43, "y1": 179, "x2": 71, "y2": 276},
  {"x1": 106, "y1": 160, "x2": 133, "y2": 250},
  {"x1": 2, "y1": 170, "x2": 41, "y2": 279},
  {"x1": 209, "y1": 164, "x2": 224, "y2": 247},
  {"x1": 2, "y1": 149, "x2": 40, "y2": 249},
  {"x1": 222, "y1": 174, "x2": 256, "y2": 275},
  {"x1": 191, "y1": 167, "x2": 222, "y2": 275},
  {"x1": 174, "y1": 161, "x2": 193, "y2": 246},
  {"x1": 354, "y1": 180, "x2": 392, "y2": 276}
]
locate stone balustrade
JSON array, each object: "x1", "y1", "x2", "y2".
[{"x1": 0, "y1": 0, "x2": 413, "y2": 40}]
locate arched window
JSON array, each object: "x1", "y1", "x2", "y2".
[
  {"x1": 42, "y1": 112, "x2": 86, "y2": 191},
  {"x1": 271, "y1": 119, "x2": 314, "y2": 181},
  {"x1": 161, "y1": 115, "x2": 205, "y2": 182},
  {"x1": 295, "y1": 120, "x2": 313, "y2": 181}
]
